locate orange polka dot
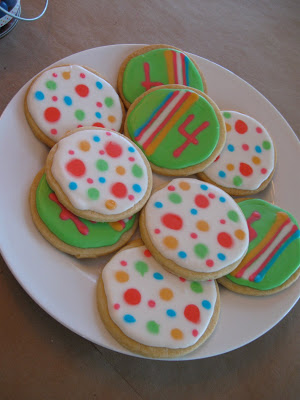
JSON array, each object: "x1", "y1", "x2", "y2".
[
  {"x1": 79, "y1": 140, "x2": 91, "y2": 152},
  {"x1": 179, "y1": 181, "x2": 190, "y2": 191},
  {"x1": 116, "y1": 166, "x2": 126, "y2": 175},
  {"x1": 108, "y1": 115, "x2": 116, "y2": 123},
  {"x1": 235, "y1": 229, "x2": 246, "y2": 240},
  {"x1": 163, "y1": 236, "x2": 178, "y2": 249},
  {"x1": 115, "y1": 271, "x2": 129, "y2": 283},
  {"x1": 62, "y1": 71, "x2": 71, "y2": 80},
  {"x1": 159, "y1": 288, "x2": 174, "y2": 301},
  {"x1": 171, "y1": 328, "x2": 184, "y2": 340},
  {"x1": 105, "y1": 199, "x2": 116, "y2": 210},
  {"x1": 227, "y1": 163, "x2": 234, "y2": 171},
  {"x1": 252, "y1": 156, "x2": 261, "y2": 165},
  {"x1": 196, "y1": 220, "x2": 210, "y2": 232},
  {"x1": 226, "y1": 123, "x2": 232, "y2": 132}
]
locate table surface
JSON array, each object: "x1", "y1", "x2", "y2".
[{"x1": 0, "y1": 0, "x2": 299, "y2": 399}]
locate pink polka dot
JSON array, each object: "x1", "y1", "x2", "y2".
[
  {"x1": 114, "y1": 304, "x2": 120, "y2": 310},
  {"x1": 190, "y1": 233, "x2": 198, "y2": 239},
  {"x1": 52, "y1": 96, "x2": 58, "y2": 102},
  {"x1": 50, "y1": 129, "x2": 57, "y2": 135},
  {"x1": 80, "y1": 73, "x2": 86, "y2": 78},
  {"x1": 52, "y1": 73, "x2": 58, "y2": 78},
  {"x1": 120, "y1": 260, "x2": 127, "y2": 266},
  {"x1": 168, "y1": 185, "x2": 176, "y2": 191},
  {"x1": 77, "y1": 124, "x2": 83, "y2": 128},
  {"x1": 154, "y1": 229, "x2": 161, "y2": 234},
  {"x1": 128, "y1": 157, "x2": 135, "y2": 162},
  {"x1": 128, "y1": 194, "x2": 135, "y2": 201},
  {"x1": 99, "y1": 150, "x2": 105, "y2": 155},
  {"x1": 68, "y1": 150, "x2": 74, "y2": 155},
  {"x1": 206, "y1": 259, "x2": 214, "y2": 267},
  {"x1": 220, "y1": 219, "x2": 226, "y2": 224},
  {"x1": 96, "y1": 102, "x2": 102, "y2": 107},
  {"x1": 208, "y1": 193, "x2": 215, "y2": 199},
  {"x1": 256, "y1": 127, "x2": 263, "y2": 133},
  {"x1": 261, "y1": 168, "x2": 267, "y2": 174},
  {"x1": 179, "y1": 277, "x2": 186, "y2": 282},
  {"x1": 148, "y1": 300, "x2": 156, "y2": 308},
  {"x1": 144, "y1": 249, "x2": 152, "y2": 257},
  {"x1": 242, "y1": 144, "x2": 249, "y2": 151},
  {"x1": 87, "y1": 178, "x2": 93, "y2": 184},
  {"x1": 192, "y1": 329, "x2": 199, "y2": 337},
  {"x1": 106, "y1": 131, "x2": 112, "y2": 136},
  {"x1": 214, "y1": 155, "x2": 220, "y2": 162}
]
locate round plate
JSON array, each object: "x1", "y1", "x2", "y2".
[{"x1": 0, "y1": 44, "x2": 299, "y2": 360}]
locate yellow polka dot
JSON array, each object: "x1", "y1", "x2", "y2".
[
  {"x1": 116, "y1": 166, "x2": 126, "y2": 175},
  {"x1": 115, "y1": 271, "x2": 129, "y2": 283},
  {"x1": 227, "y1": 163, "x2": 234, "y2": 171},
  {"x1": 62, "y1": 71, "x2": 71, "y2": 80},
  {"x1": 235, "y1": 229, "x2": 246, "y2": 240},
  {"x1": 179, "y1": 181, "x2": 190, "y2": 191},
  {"x1": 159, "y1": 288, "x2": 174, "y2": 301},
  {"x1": 171, "y1": 328, "x2": 184, "y2": 340},
  {"x1": 226, "y1": 123, "x2": 232, "y2": 132},
  {"x1": 196, "y1": 220, "x2": 210, "y2": 232},
  {"x1": 252, "y1": 156, "x2": 261, "y2": 165},
  {"x1": 108, "y1": 115, "x2": 116, "y2": 123},
  {"x1": 105, "y1": 199, "x2": 116, "y2": 210},
  {"x1": 79, "y1": 140, "x2": 91, "y2": 152},
  {"x1": 163, "y1": 236, "x2": 178, "y2": 249}
]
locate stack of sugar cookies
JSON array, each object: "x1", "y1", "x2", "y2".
[{"x1": 26, "y1": 46, "x2": 300, "y2": 359}]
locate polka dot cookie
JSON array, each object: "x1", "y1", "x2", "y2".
[
  {"x1": 140, "y1": 178, "x2": 249, "y2": 280},
  {"x1": 45, "y1": 128, "x2": 152, "y2": 222},
  {"x1": 97, "y1": 240, "x2": 220, "y2": 358},
  {"x1": 25, "y1": 65, "x2": 125, "y2": 147},
  {"x1": 198, "y1": 111, "x2": 276, "y2": 195}
]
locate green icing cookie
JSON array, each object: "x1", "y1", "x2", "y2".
[
  {"x1": 126, "y1": 88, "x2": 220, "y2": 170},
  {"x1": 122, "y1": 48, "x2": 205, "y2": 104},
  {"x1": 36, "y1": 174, "x2": 136, "y2": 249},
  {"x1": 227, "y1": 199, "x2": 300, "y2": 290}
]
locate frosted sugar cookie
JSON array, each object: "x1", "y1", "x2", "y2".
[
  {"x1": 124, "y1": 85, "x2": 226, "y2": 176},
  {"x1": 45, "y1": 127, "x2": 152, "y2": 222},
  {"x1": 218, "y1": 199, "x2": 300, "y2": 295},
  {"x1": 198, "y1": 111, "x2": 276, "y2": 195},
  {"x1": 97, "y1": 240, "x2": 220, "y2": 358},
  {"x1": 140, "y1": 178, "x2": 249, "y2": 280},
  {"x1": 118, "y1": 44, "x2": 207, "y2": 108},
  {"x1": 30, "y1": 170, "x2": 138, "y2": 258},
  {"x1": 25, "y1": 65, "x2": 125, "y2": 147}
]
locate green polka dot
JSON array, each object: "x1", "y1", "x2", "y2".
[
  {"x1": 87, "y1": 188, "x2": 99, "y2": 200},
  {"x1": 168, "y1": 193, "x2": 182, "y2": 204},
  {"x1": 223, "y1": 112, "x2": 231, "y2": 119},
  {"x1": 46, "y1": 80, "x2": 57, "y2": 90},
  {"x1": 105, "y1": 97, "x2": 114, "y2": 107},
  {"x1": 135, "y1": 261, "x2": 148, "y2": 277},
  {"x1": 233, "y1": 176, "x2": 243, "y2": 187},
  {"x1": 96, "y1": 159, "x2": 108, "y2": 171},
  {"x1": 227, "y1": 210, "x2": 239, "y2": 222},
  {"x1": 190, "y1": 281, "x2": 203, "y2": 293},
  {"x1": 262, "y1": 141, "x2": 271, "y2": 150},
  {"x1": 132, "y1": 164, "x2": 143, "y2": 178},
  {"x1": 75, "y1": 109, "x2": 85, "y2": 121},
  {"x1": 146, "y1": 321, "x2": 159, "y2": 334},
  {"x1": 194, "y1": 243, "x2": 208, "y2": 259}
]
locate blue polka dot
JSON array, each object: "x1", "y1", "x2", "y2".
[
  {"x1": 218, "y1": 170, "x2": 226, "y2": 178},
  {"x1": 35, "y1": 91, "x2": 44, "y2": 100},
  {"x1": 200, "y1": 184, "x2": 208, "y2": 190},
  {"x1": 132, "y1": 184, "x2": 141, "y2": 193},
  {"x1": 95, "y1": 112, "x2": 102, "y2": 119},
  {"x1": 128, "y1": 146, "x2": 135, "y2": 153},
  {"x1": 228, "y1": 144, "x2": 235, "y2": 152},
  {"x1": 153, "y1": 272, "x2": 164, "y2": 280},
  {"x1": 217, "y1": 253, "x2": 226, "y2": 261},
  {"x1": 166, "y1": 309, "x2": 177, "y2": 317},
  {"x1": 190, "y1": 208, "x2": 198, "y2": 215},
  {"x1": 178, "y1": 251, "x2": 187, "y2": 259},
  {"x1": 202, "y1": 300, "x2": 211, "y2": 310},
  {"x1": 123, "y1": 314, "x2": 136, "y2": 323},
  {"x1": 69, "y1": 182, "x2": 77, "y2": 190},
  {"x1": 154, "y1": 202, "x2": 163, "y2": 208},
  {"x1": 93, "y1": 135, "x2": 100, "y2": 142},
  {"x1": 219, "y1": 196, "x2": 226, "y2": 203},
  {"x1": 64, "y1": 96, "x2": 72, "y2": 106},
  {"x1": 96, "y1": 81, "x2": 103, "y2": 89},
  {"x1": 255, "y1": 145, "x2": 262, "y2": 153},
  {"x1": 98, "y1": 177, "x2": 106, "y2": 183}
]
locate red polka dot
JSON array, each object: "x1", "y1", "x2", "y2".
[
  {"x1": 148, "y1": 300, "x2": 156, "y2": 308},
  {"x1": 77, "y1": 125, "x2": 83, "y2": 128},
  {"x1": 80, "y1": 73, "x2": 86, "y2": 78},
  {"x1": 194, "y1": 194, "x2": 210, "y2": 208},
  {"x1": 168, "y1": 185, "x2": 176, "y2": 191},
  {"x1": 75, "y1": 84, "x2": 89, "y2": 97},
  {"x1": 206, "y1": 259, "x2": 214, "y2": 267},
  {"x1": 235, "y1": 120, "x2": 248, "y2": 134},
  {"x1": 96, "y1": 102, "x2": 103, "y2": 107},
  {"x1": 87, "y1": 178, "x2": 93, "y2": 184},
  {"x1": 114, "y1": 304, "x2": 120, "y2": 310},
  {"x1": 120, "y1": 260, "x2": 127, "y2": 266},
  {"x1": 239, "y1": 162, "x2": 253, "y2": 176},
  {"x1": 184, "y1": 304, "x2": 200, "y2": 324},
  {"x1": 220, "y1": 219, "x2": 226, "y2": 224},
  {"x1": 93, "y1": 122, "x2": 105, "y2": 128},
  {"x1": 192, "y1": 329, "x2": 199, "y2": 337},
  {"x1": 50, "y1": 129, "x2": 57, "y2": 135},
  {"x1": 256, "y1": 127, "x2": 263, "y2": 133},
  {"x1": 217, "y1": 232, "x2": 234, "y2": 248},
  {"x1": 190, "y1": 233, "x2": 198, "y2": 239},
  {"x1": 214, "y1": 155, "x2": 220, "y2": 162},
  {"x1": 105, "y1": 141, "x2": 123, "y2": 158},
  {"x1": 261, "y1": 168, "x2": 267, "y2": 174},
  {"x1": 44, "y1": 107, "x2": 61, "y2": 123},
  {"x1": 179, "y1": 277, "x2": 186, "y2": 282},
  {"x1": 208, "y1": 193, "x2": 215, "y2": 199},
  {"x1": 124, "y1": 288, "x2": 141, "y2": 305},
  {"x1": 154, "y1": 229, "x2": 161, "y2": 234},
  {"x1": 52, "y1": 96, "x2": 58, "y2": 102},
  {"x1": 66, "y1": 159, "x2": 86, "y2": 177},
  {"x1": 111, "y1": 182, "x2": 127, "y2": 198},
  {"x1": 242, "y1": 144, "x2": 249, "y2": 151},
  {"x1": 161, "y1": 213, "x2": 183, "y2": 230},
  {"x1": 144, "y1": 249, "x2": 152, "y2": 257}
]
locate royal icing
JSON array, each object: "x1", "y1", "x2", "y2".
[
  {"x1": 36, "y1": 174, "x2": 136, "y2": 248},
  {"x1": 102, "y1": 244, "x2": 217, "y2": 348},
  {"x1": 51, "y1": 129, "x2": 149, "y2": 215},
  {"x1": 227, "y1": 199, "x2": 300, "y2": 290},
  {"x1": 144, "y1": 178, "x2": 249, "y2": 273},
  {"x1": 126, "y1": 88, "x2": 220, "y2": 170},
  {"x1": 122, "y1": 47, "x2": 205, "y2": 104},
  {"x1": 203, "y1": 111, "x2": 275, "y2": 190},
  {"x1": 27, "y1": 65, "x2": 123, "y2": 142}
]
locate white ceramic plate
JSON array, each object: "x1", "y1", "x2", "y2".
[{"x1": 0, "y1": 44, "x2": 299, "y2": 361}]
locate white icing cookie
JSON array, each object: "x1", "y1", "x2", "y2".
[
  {"x1": 202, "y1": 111, "x2": 275, "y2": 191},
  {"x1": 101, "y1": 243, "x2": 218, "y2": 349},
  {"x1": 26, "y1": 65, "x2": 123, "y2": 143}
]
